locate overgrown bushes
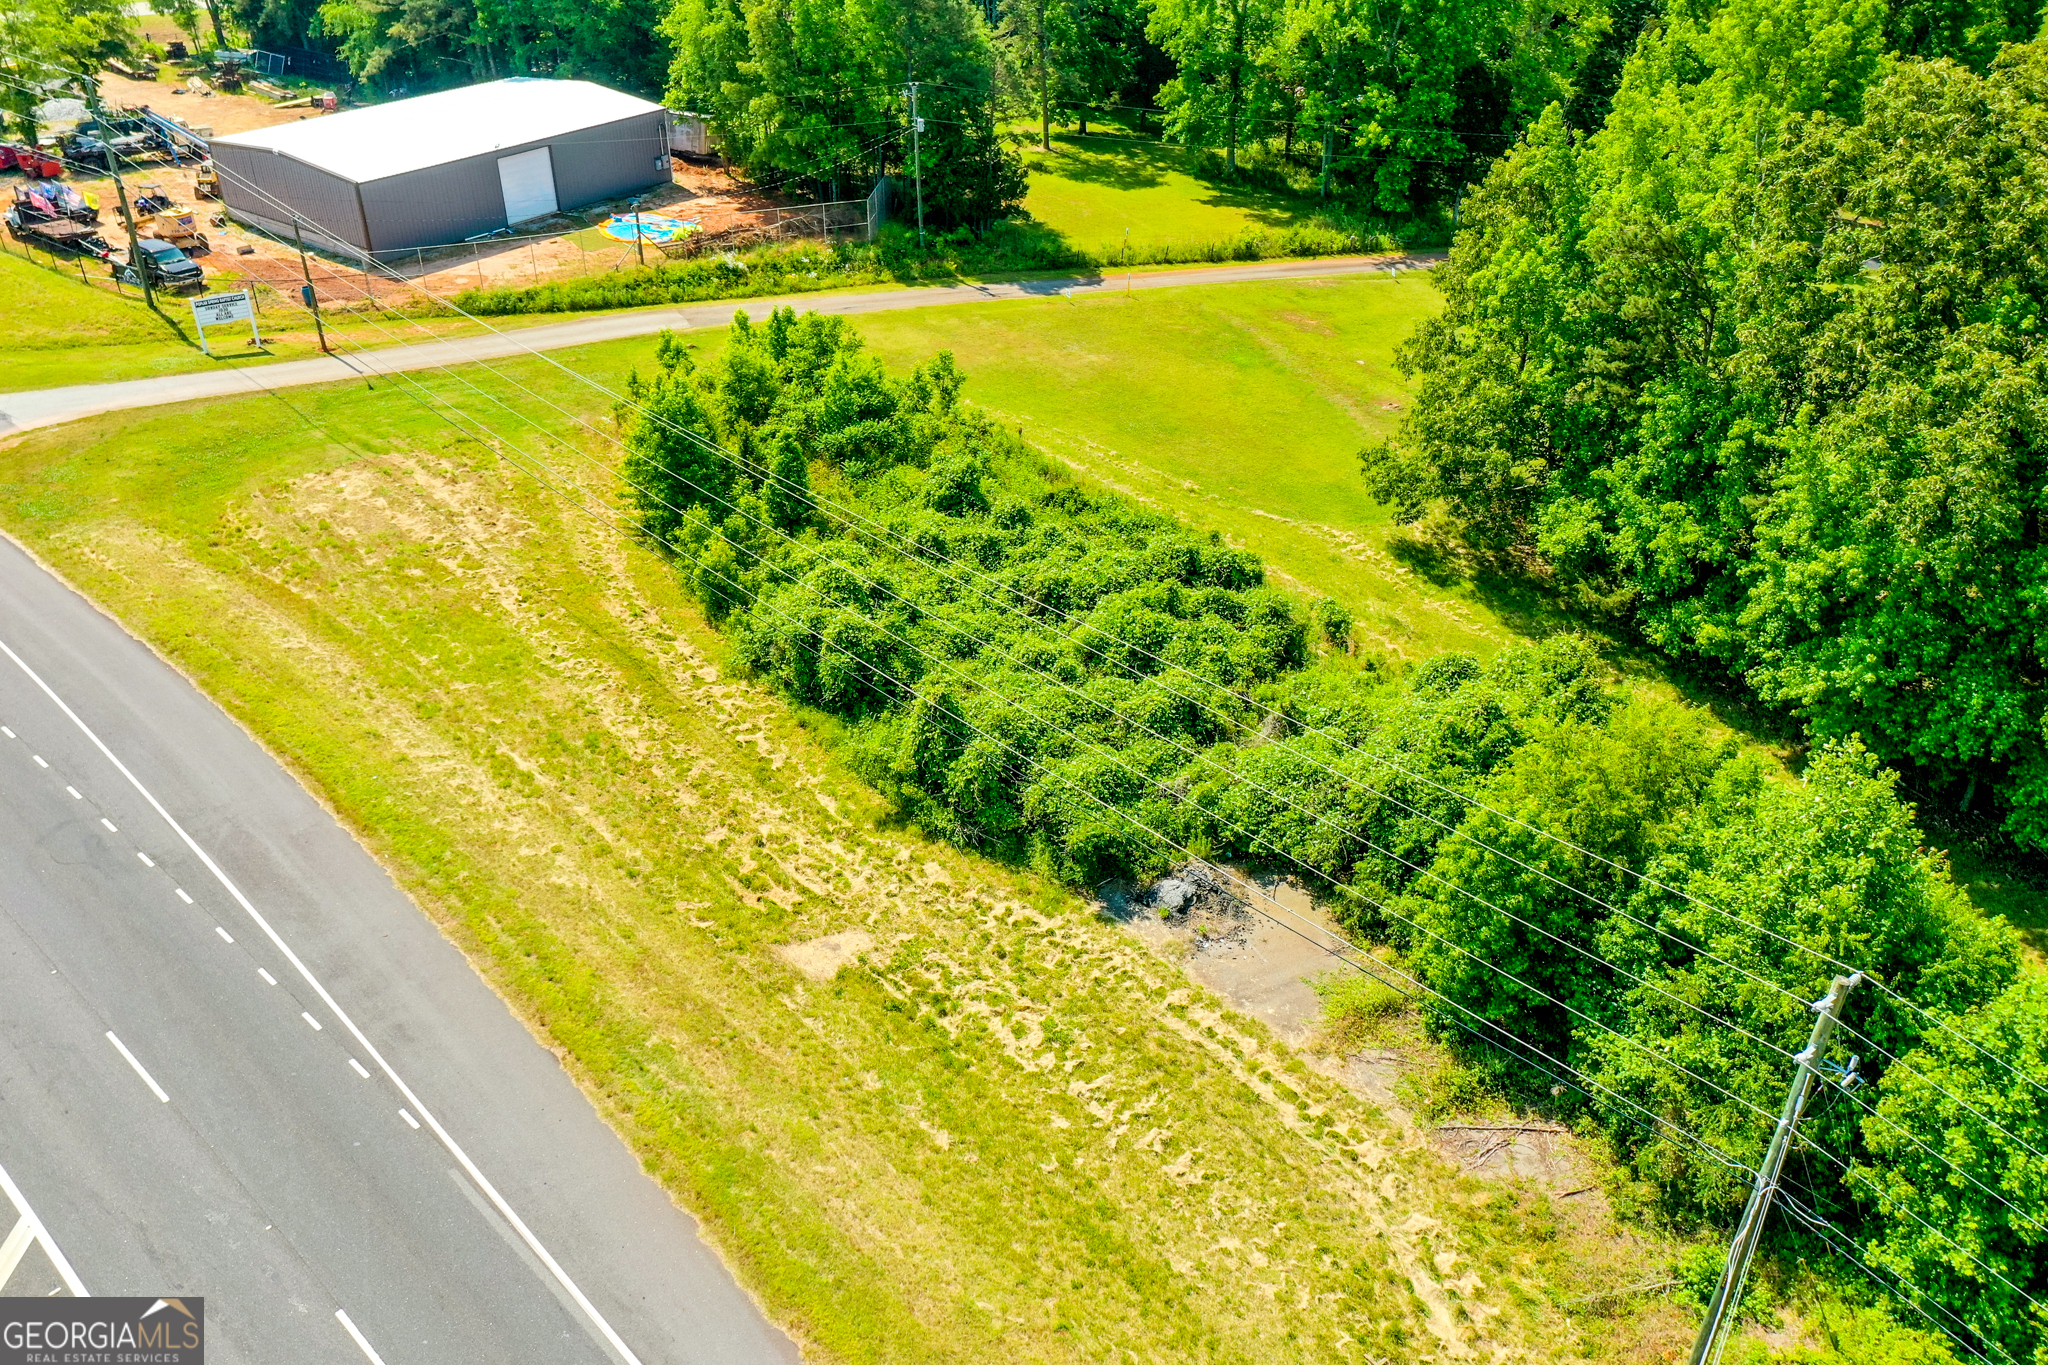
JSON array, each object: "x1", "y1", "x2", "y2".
[{"x1": 624, "y1": 309, "x2": 2044, "y2": 1360}]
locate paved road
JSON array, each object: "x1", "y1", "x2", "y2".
[
  {"x1": 0, "y1": 254, "x2": 1434, "y2": 436},
  {"x1": 0, "y1": 530, "x2": 799, "y2": 1365}
]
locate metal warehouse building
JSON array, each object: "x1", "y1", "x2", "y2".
[{"x1": 210, "y1": 78, "x2": 671, "y2": 256}]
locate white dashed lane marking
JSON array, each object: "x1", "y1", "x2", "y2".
[
  {"x1": 302, "y1": 1013, "x2": 323, "y2": 1032},
  {"x1": 257, "y1": 969, "x2": 277, "y2": 986},
  {"x1": 215, "y1": 927, "x2": 234, "y2": 944},
  {"x1": 1, "y1": 635, "x2": 650, "y2": 1365},
  {"x1": 175, "y1": 889, "x2": 192, "y2": 904},
  {"x1": 137, "y1": 852, "x2": 154, "y2": 868},
  {"x1": 64, "y1": 786, "x2": 80, "y2": 800},
  {"x1": 348, "y1": 1059, "x2": 371, "y2": 1080}
]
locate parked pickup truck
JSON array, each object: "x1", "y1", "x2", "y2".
[{"x1": 111, "y1": 237, "x2": 206, "y2": 292}]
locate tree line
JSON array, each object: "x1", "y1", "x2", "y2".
[
  {"x1": 22, "y1": 0, "x2": 1673, "y2": 227},
  {"x1": 623, "y1": 309, "x2": 2046, "y2": 1362},
  {"x1": 1368, "y1": 2, "x2": 2048, "y2": 848}
]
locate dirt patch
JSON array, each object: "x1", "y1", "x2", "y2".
[
  {"x1": 1434, "y1": 1121, "x2": 1589, "y2": 1185},
  {"x1": 96, "y1": 69, "x2": 327, "y2": 139},
  {"x1": 774, "y1": 928, "x2": 876, "y2": 982},
  {"x1": 1103, "y1": 864, "x2": 1357, "y2": 1042},
  {"x1": 1108, "y1": 864, "x2": 1610, "y2": 1197}
]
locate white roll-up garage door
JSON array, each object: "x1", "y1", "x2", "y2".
[{"x1": 497, "y1": 147, "x2": 558, "y2": 224}]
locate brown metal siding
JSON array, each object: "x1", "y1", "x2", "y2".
[
  {"x1": 212, "y1": 143, "x2": 369, "y2": 251},
  {"x1": 355, "y1": 155, "x2": 507, "y2": 254},
  {"x1": 352, "y1": 109, "x2": 671, "y2": 254},
  {"x1": 546, "y1": 111, "x2": 672, "y2": 213}
]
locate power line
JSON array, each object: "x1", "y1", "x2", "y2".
[
  {"x1": 168, "y1": 159, "x2": 1773, "y2": 1177},
  {"x1": 48, "y1": 58, "x2": 2042, "y2": 1283},
  {"x1": 144, "y1": 99, "x2": 2048, "y2": 1186},
  {"x1": 143, "y1": 155, "x2": 2047, "y2": 1358},
  {"x1": 13, "y1": 51, "x2": 2043, "y2": 1364},
  {"x1": 6, "y1": 60, "x2": 2040, "y2": 1154}
]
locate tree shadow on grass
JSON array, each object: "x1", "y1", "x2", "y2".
[
  {"x1": 1031, "y1": 135, "x2": 1176, "y2": 192},
  {"x1": 1386, "y1": 522, "x2": 1472, "y2": 588},
  {"x1": 1189, "y1": 177, "x2": 1316, "y2": 229},
  {"x1": 1028, "y1": 131, "x2": 1317, "y2": 235},
  {"x1": 1385, "y1": 514, "x2": 1810, "y2": 748}
]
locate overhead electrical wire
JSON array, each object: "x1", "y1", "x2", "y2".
[
  {"x1": 94, "y1": 132, "x2": 2045, "y2": 1360},
  {"x1": 97, "y1": 97, "x2": 2043, "y2": 1170},
  {"x1": 12, "y1": 59, "x2": 2040, "y2": 1349},
  {"x1": 6, "y1": 50, "x2": 2042, "y2": 1123}
]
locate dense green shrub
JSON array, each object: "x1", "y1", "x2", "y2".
[
  {"x1": 1855, "y1": 973, "x2": 2048, "y2": 1364},
  {"x1": 625, "y1": 310, "x2": 2037, "y2": 1359}
]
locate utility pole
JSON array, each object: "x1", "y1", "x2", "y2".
[
  {"x1": 108, "y1": 146, "x2": 154, "y2": 313},
  {"x1": 1687, "y1": 973, "x2": 1863, "y2": 1365},
  {"x1": 292, "y1": 215, "x2": 328, "y2": 354},
  {"x1": 81, "y1": 74, "x2": 155, "y2": 313},
  {"x1": 906, "y1": 81, "x2": 926, "y2": 250},
  {"x1": 1321, "y1": 121, "x2": 1333, "y2": 200}
]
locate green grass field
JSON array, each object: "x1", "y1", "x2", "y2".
[
  {"x1": 0, "y1": 244, "x2": 184, "y2": 350},
  {"x1": 855, "y1": 273, "x2": 1547, "y2": 661},
  {"x1": 0, "y1": 248, "x2": 630, "y2": 391},
  {"x1": 1022, "y1": 131, "x2": 1322, "y2": 255},
  {"x1": 0, "y1": 276, "x2": 1728, "y2": 1362}
]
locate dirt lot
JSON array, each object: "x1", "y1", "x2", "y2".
[{"x1": 380, "y1": 159, "x2": 872, "y2": 298}]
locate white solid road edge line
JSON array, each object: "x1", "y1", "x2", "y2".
[
  {"x1": 0, "y1": 1158, "x2": 88, "y2": 1297},
  {"x1": 105, "y1": 1032, "x2": 171, "y2": 1104},
  {"x1": 334, "y1": 1309, "x2": 389, "y2": 1365},
  {"x1": 0, "y1": 1214, "x2": 35, "y2": 1289},
  {"x1": 0, "y1": 633, "x2": 648, "y2": 1365}
]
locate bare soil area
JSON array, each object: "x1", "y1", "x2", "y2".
[
  {"x1": 95, "y1": 69, "x2": 325, "y2": 139},
  {"x1": 1106, "y1": 864, "x2": 1597, "y2": 1188}
]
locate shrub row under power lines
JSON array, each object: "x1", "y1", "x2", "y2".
[
  {"x1": 618, "y1": 308, "x2": 2048, "y2": 1365},
  {"x1": 451, "y1": 221, "x2": 1394, "y2": 317}
]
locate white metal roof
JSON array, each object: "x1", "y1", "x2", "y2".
[{"x1": 211, "y1": 79, "x2": 667, "y2": 183}]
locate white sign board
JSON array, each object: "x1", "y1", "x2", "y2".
[
  {"x1": 191, "y1": 290, "x2": 254, "y2": 326},
  {"x1": 190, "y1": 290, "x2": 259, "y2": 356}
]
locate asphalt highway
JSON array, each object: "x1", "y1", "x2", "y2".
[
  {"x1": 0, "y1": 253, "x2": 1436, "y2": 436},
  {"x1": 0, "y1": 530, "x2": 799, "y2": 1364}
]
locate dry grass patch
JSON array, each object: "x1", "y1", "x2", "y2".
[{"x1": 0, "y1": 373, "x2": 1620, "y2": 1362}]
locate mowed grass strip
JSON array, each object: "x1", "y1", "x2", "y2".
[
  {"x1": 1021, "y1": 131, "x2": 1319, "y2": 255},
  {"x1": 0, "y1": 247, "x2": 628, "y2": 391},
  {"x1": 0, "y1": 341, "x2": 1590, "y2": 1363}
]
